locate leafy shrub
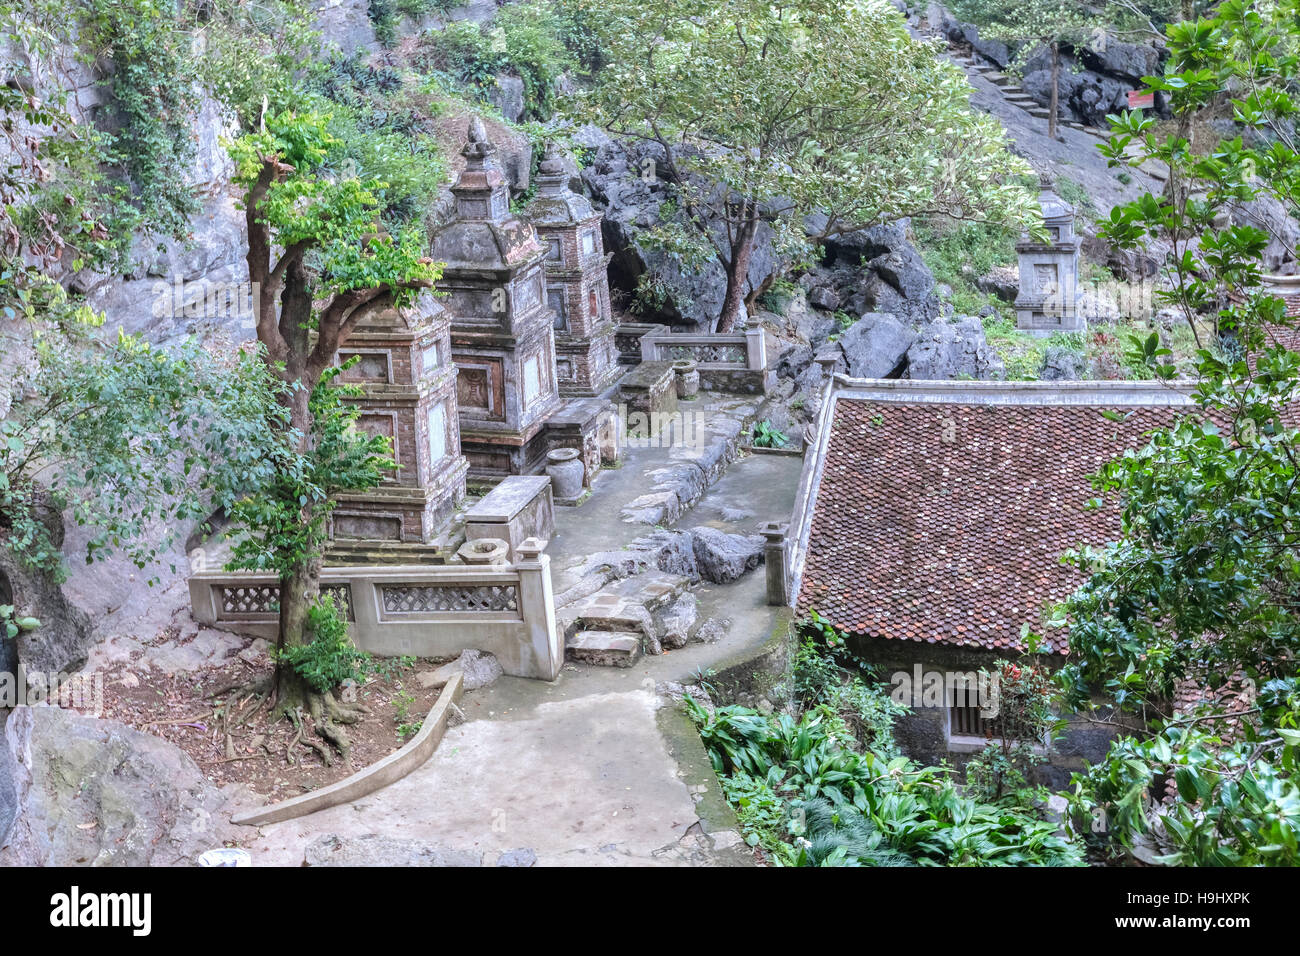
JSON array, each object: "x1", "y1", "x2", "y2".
[
  {"x1": 411, "y1": 3, "x2": 572, "y2": 119},
  {"x1": 277, "y1": 595, "x2": 371, "y2": 693},
  {"x1": 687, "y1": 698, "x2": 1082, "y2": 867},
  {"x1": 751, "y1": 420, "x2": 789, "y2": 448}
]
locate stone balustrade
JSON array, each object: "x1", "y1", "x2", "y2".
[
  {"x1": 188, "y1": 538, "x2": 562, "y2": 680},
  {"x1": 637, "y1": 327, "x2": 772, "y2": 394}
]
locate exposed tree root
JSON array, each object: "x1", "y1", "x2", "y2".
[{"x1": 203, "y1": 668, "x2": 370, "y2": 767}]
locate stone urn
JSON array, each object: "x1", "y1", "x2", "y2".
[
  {"x1": 457, "y1": 537, "x2": 510, "y2": 566},
  {"x1": 545, "y1": 447, "x2": 585, "y2": 499},
  {"x1": 672, "y1": 359, "x2": 700, "y2": 398}
]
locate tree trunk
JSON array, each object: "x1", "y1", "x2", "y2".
[
  {"x1": 1049, "y1": 42, "x2": 1060, "y2": 140},
  {"x1": 716, "y1": 211, "x2": 758, "y2": 333},
  {"x1": 274, "y1": 376, "x2": 320, "y2": 703}
]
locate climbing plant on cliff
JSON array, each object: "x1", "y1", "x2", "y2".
[
  {"x1": 1057, "y1": 0, "x2": 1300, "y2": 865},
  {"x1": 567, "y1": 0, "x2": 1037, "y2": 332},
  {"x1": 228, "y1": 110, "x2": 439, "y2": 754}
]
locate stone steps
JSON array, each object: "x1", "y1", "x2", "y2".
[
  {"x1": 560, "y1": 567, "x2": 703, "y2": 665},
  {"x1": 566, "y1": 630, "x2": 643, "y2": 667}
]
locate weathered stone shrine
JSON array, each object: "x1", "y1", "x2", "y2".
[
  {"x1": 432, "y1": 118, "x2": 563, "y2": 481},
  {"x1": 524, "y1": 145, "x2": 620, "y2": 397},
  {"x1": 1015, "y1": 173, "x2": 1084, "y2": 335},
  {"x1": 329, "y1": 294, "x2": 469, "y2": 549}
]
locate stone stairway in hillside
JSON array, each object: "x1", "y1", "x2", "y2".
[{"x1": 947, "y1": 50, "x2": 1108, "y2": 139}]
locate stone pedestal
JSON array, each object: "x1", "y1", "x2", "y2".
[
  {"x1": 618, "y1": 361, "x2": 678, "y2": 433},
  {"x1": 432, "y1": 118, "x2": 563, "y2": 482},
  {"x1": 1015, "y1": 174, "x2": 1084, "y2": 336},
  {"x1": 464, "y1": 475, "x2": 555, "y2": 557},
  {"x1": 329, "y1": 295, "x2": 469, "y2": 548}
]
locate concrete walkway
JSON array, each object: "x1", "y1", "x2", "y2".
[{"x1": 241, "y1": 432, "x2": 805, "y2": 866}]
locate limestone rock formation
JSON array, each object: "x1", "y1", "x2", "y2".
[
  {"x1": 0, "y1": 706, "x2": 245, "y2": 866},
  {"x1": 906, "y1": 315, "x2": 1006, "y2": 381},
  {"x1": 837, "y1": 312, "x2": 915, "y2": 379},
  {"x1": 581, "y1": 137, "x2": 782, "y2": 330},
  {"x1": 690, "y1": 527, "x2": 765, "y2": 584}
]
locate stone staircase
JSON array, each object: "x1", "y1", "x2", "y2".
[
  {"x1": 947, "y1": 50, "x2": 1109, "y2": 140},
  {"x1": 560, "y1": 568, "x2": 700, "y2": 666}
]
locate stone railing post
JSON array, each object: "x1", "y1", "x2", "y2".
[
  {"x1": 513, "y1": 537, "x2": 563, "y2": 680},
  {"x1": 760, "y1": 521, "x2": 791, "y2": 606},
  {"x1": 346, "y1": 573, "x2": 381, "y2": 631},
  {"x1": 640, "y1": 332, "x2": 660, "y2": 363},
  {"x1": 745, "y1": 327, "x2": 766, "y2": 371}
]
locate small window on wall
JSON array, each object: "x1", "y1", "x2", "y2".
[
  {"x1": 546, "y1": 236, "x2": 563, "y2": 262},
  {"x1": 580, "y1": 229, "x2": 597, "y2": 257},
  {"x1": 427, "y1": 402, "x2": 447, "y2": 463},
  {"x1": 950, "y1": 704, "x2": 992, "y2": 740}
]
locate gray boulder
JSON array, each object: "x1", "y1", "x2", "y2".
[
  {"x1": 489, "y1": 73, "x2": 526, "y2": 124},
  {"x1": 428, "y1": 648, "x2": 503, "y2": 691},
  {"x1": 906, "y1": 316, "x2": 1006, "y2": 381},
  {"x1": 0, "y1": 706, "x2": 243, "y2": 866},
  {"x1": 1039, "y1": 346, "x2": 1088, "y2": 382},
  {"x1": 976, "y1": 267, "x2": 1019, "y2": 303},
  {"x1": 1078, "y1": 37, "x2": 1163, "y2": 85},
  {"x1": 690, "y1": 527, "x2": 764, "y2": 584},
  {"x1": 0, "y1": 506, "x2": 93, "y2": 674},
  {"x1": 657, "y1": 593, "x2": 699, "y2": 650},
  {"x1": 305, "y1": 833, "x2": 483, "y2": 867},
  {"x1": 838, "y1": 312, "x2": 915, "y2": 378}
]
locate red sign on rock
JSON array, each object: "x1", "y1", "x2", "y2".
[{"x1": 1127, "y1": 89, "x2": 1155, "y2": 110}]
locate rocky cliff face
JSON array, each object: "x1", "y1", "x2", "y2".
[
  {"x1": 580, "y1": 134, "x2": 784, "y2": 331},
  {"x1": 0, "y1": 706, "x2": 248, "y2": 866},
  {"x1": 926, "y1": 2, "x2": 1170, "y2": 128}
]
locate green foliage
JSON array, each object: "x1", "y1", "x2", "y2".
[
  {"x1": 914, "y1": 218, "x2": 1018, "y2": 318},
  {"x1": 1, "y1": 330, "x2": 286, "y2": 581},
  {"x1": 1068, "y1": 678, "x2": 1300, "y2": 866},
  {"x1": 303, "y1": 54, "x2": 451, "y2": 231},
  {"x1": 75, "y1": 0, "x2": 200, "y2": 244},
  {"x1": 757, "y1": 279, "x2": 798, "y2": 315},
  {"x1": 412, "y1": 4, "x2": 573, "y2": 120},
  {"x1": 225, "y1": 364, "x2": 393, "y2": 578},
  {"x1": 277, "y1": 595, "x2": 371, "y2": 692},
  {"x1": 963, "y1": 659, "x2": 1060, "y2": 803},
  {"x1": 1055, "y1": 176, "x2": 1097, "y2": 221},
  {"x1": 1060, "y1": 0, "x2": 1300, "y2": 865},
  {"x1": 231, "y1": 109, "x2": 440, "y2": 305},
  {"x1": 688, "y1": 698, "x2": 1082, "y2": 866},
  {"x1": 571, "y1": 0, "x2": 1036, "y2": 330},
  {"x1": 792, "y1": 630, "x2": 906, "y2": 758},
  {"x1": 750, "y1": 420, "x2": 789, "y2": 449},
  {"x1": 0, "y1": 605, "x2": 39, "y2": 641},
  {"x1": 190, "y1": 0, "x2": 320, "y2": 129},
  {"x1": 694, "y1": 611, "x2": 1077, "y2": 866}
]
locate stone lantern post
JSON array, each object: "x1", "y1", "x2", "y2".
[{"x1": 1014, "y1": 173, "x2": 1084, "y2": 335}]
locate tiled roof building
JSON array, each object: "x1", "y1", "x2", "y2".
[{"x1": 791, "y1": 380, "x2": 1194, "y2": 655}]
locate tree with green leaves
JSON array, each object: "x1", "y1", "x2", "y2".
[
  {"x1": 567, "y1": 0, "x2": 1037, "y2": 332},
  {"x1": 1053, "y1": 0, "x2": 1300, "y2": 865},
  {"x1": 948, "y1": 0, "x2": 1100, "y2": 140},
  {"x1": 1, "y1": 329, "x2": 286, "y2": 580},
  {"x1": 228, "y1": 111, "x2": 440, "y2": 752}
]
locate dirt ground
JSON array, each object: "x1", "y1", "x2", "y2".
[{"x1": 100, "y1": 654, "x2": 450, "y2": 800}]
